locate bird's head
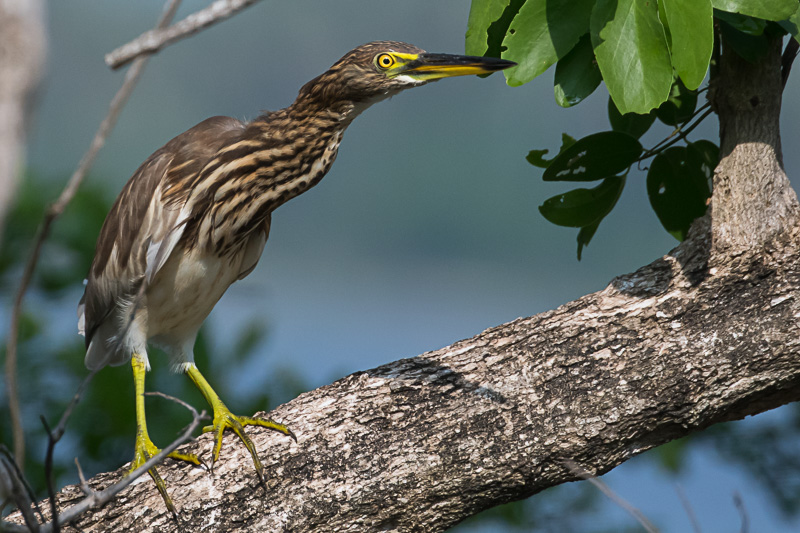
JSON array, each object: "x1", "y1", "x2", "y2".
[{"x1": 297, "y1": 41, "x2": 516, "y2": 109}]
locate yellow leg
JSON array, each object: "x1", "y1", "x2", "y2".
[
  {"x1": 130, "y1": 355, "x2": 201, "y2": 516},
  {"x1": 185, "y1": 364, "x2": 295, "y2": 481}
]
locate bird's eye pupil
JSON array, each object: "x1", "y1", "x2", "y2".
[{"x1": 378, "y1": 54, "x2": 394, "y2": 68}]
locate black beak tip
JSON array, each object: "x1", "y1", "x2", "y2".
[{"x1": 491, "y1": 58, "x2": 517, "y2": 71}]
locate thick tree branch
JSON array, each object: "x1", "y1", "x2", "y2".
[{"x1": 8, "y1": 220, "x2": 800, "y2": 531}]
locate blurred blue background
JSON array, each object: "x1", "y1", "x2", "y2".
[{"x1": 5, "y1": 0, "x2": 800, "y2": 531}]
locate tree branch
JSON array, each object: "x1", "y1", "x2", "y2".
[
  {"x1": 4, "y1": 393, "x2": 206, "y2": 533},
  {"x1": 3, "y1": 0, "x2": 181, "y2": 472},
  {"x1": 104, "y1": 0, "x2": 263, "y2": 70},
  {"x1": 7, "y1": 216, "x2": 800, "y2": 531}
]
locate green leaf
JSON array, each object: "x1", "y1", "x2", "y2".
[
  {"x1": 778, "y1": 13, "x2": 800, "y2": 41},
  {"x1": 646, "y1": 144, "x2": 715, "y2": 240},
  {"x1": 526, "y1": 133, "x2": 576, "y2": 169},
  {"x1": 577, "y1": 220, "x2": 600, "y2": 260},
  {"x1": 502, "y1": 0, "x2": 594, "y2": 87},
  {"x1": 718, "y1": 18, "x2": 771, "y2": 62},
  {"x1": 687, "y1": 139, "x2": 720, "y2": 180},
  {"x1": 539, "y1": 175, "x2": 625, "y2": 228},
  {"x1": 543, "y1": 131, "x2": 642, "y2": 181},
  {"x1": 711, "y1": 0, "x2": 799, "y2": 21},
  {"x1": 465, "y1": 0, "x2": 512, "y2": 56},
  {"x1": 656, "y1": 79, "x2": 699, "y2": 126},
  {"x1": 786, "y1": 7, "x2": 800, "y2": 42},
  {"x1": 656, "y1": 437, "x2": 692, "y2": 474},
  {"x1": 658, "y1": 0, "x2": 673, "y2": 47},
  {"x1": 554, "y1": 33, "x2": 602, "y2": 107},
  {"x1": 661, "y1": 0, "x2": 714, "y2": 89},
  {"x1": 608, "y1": 98, "x2": 656, "y2": 139},
  {"x1": 591, "y1": 0, "x2": 673, "y2": 114},
  {"x1": 714, "y1": 10, "x2": 768, "y2": 34}
]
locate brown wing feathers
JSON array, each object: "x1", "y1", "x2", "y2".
[{"x1": 80, "y1": 116, "x2": 246, "y2": 347}]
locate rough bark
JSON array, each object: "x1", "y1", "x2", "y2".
[
  {"x1": 7, "y1": 31, "x2": 800, "y2": 533},
  {"x1": 711, "y1": 37, "x2": 799, "y2": 252}
]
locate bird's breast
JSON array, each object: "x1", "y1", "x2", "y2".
[
  {"x1": 143, "y1": 239, "x2": 253, "y2": 343},
  {"x1": 203, "y1": 131, "x2": 343, "y2": 254}
]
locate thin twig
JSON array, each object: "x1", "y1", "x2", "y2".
[
  {"x1": 144, "y1": 390, "x2": 197, "y2": 413},
  {"x1": 0, "y1": 446, "x2": 39, "y2": 532},
  {"x1": 105, "y1": 0, "x2": 263, "y2": 69},
  {"x1": 8, "y1": 392, "x2": 204, "y2": 532},
  {"x1": 38, "y1": 369, "x2": 97, "y2": 533},
  {"x1": 49, "y1": 369, "x2": 98, "y2": 444},
  {"x1": 39, "y1": 417, "x2": 59, "y2": 533},
  {"x1": 733, "y1": 492, "x2": 749, "y2": 533},
  {"x1": 3, "y1": 0, "x2": 182, "y2": 473},
  {"x1": 563, "y1": 460, "x2": 660, "y2": 533},
  {"x1": 73, "y1": 459, "x2": 90, "y2": 497},
  {"x1": 641, "y1": 102, "x2": 712, "y2": 158},
  {"x1": 45, "y1": 398, "x2": 206, "y2": 532},
  {"x1": 676, "y1": 483, "x2": 702, "y2": 533},
  {"x1": 636, "y1": 106, "x2": 714, "y2": 166}
]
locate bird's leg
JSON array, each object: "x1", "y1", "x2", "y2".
[
  {"x1": 130, "y1": 355, "x2": 201, "y2": 515},
  {"x1": 184, "y1": 363, "x2": 295, "y2": 481}
]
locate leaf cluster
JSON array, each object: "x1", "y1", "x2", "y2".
[{"x1": 467, "y1": 0, "x2": 799, "y2": 258}]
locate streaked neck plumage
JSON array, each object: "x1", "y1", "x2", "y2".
[{"x1": 187, "y1": 85, "x2": 381, "y2": 256}]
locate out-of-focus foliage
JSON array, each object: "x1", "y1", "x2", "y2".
[
  {"x1": 456, "y1": 482, "x2": 602, "y2": 532},
  {"x1": 0, "y1": 174, "x2": 306, "y2": 499}
]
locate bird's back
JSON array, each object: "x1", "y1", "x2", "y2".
[{"x1": 79, "y1": 116, "x2": 247, "y2": 369}]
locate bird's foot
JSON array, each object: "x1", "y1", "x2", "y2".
[
  {"x1": 130, "y1": 432, "x2": 203, "y2": 517},
  {"x1": 203, "y1": 403, "x2": 295, "y2": 482}
]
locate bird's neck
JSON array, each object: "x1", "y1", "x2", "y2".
[
  {"x1": 199, "y1": 96, "x2": 370, "y2": 254},
  {"x1": 249, "y1": 95, "x2": 366, "y2": 202}
]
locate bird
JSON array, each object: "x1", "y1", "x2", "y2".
[{"x1": 78, "y1": 40, "x2": 515, "y2": 513}]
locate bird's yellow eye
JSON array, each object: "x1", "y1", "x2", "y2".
[{"x1": 376, "y1": 53, "x2": 395, "y2": 69}]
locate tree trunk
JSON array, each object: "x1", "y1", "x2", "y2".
[
  {"x1": 7, "y1": 34, "x2": 800, "y2": 533},
  {"x1": 0, "y1": 0, "x2": 46, "y2": 235},
  {"x1": 711, "y1": 37, "x2": 799, "y2": 252}
]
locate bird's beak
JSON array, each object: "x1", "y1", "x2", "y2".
[{"x1": 399, "y1": 53, "x2": 516, "y2": 81}]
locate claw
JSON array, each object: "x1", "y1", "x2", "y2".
[
  {"x1": 186, "y1": 364, "x2": 294, "y2": 480},
  {"x1": 129, "y1": 432, "x2": 202, "y2": 520},
  {"x1": 202, "y1": 403, "x2": 293, "y2": 482}
]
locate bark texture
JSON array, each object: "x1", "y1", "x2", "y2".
[
  {"x1": 7, "y1": 31, "x2": 800, "y2": 533},
  {"x1": 711, "y1": 37, "x2": 799, "y2": 252},
  {"x1": 16, "y1": 218, "x2": 800, "y2": 533}
]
